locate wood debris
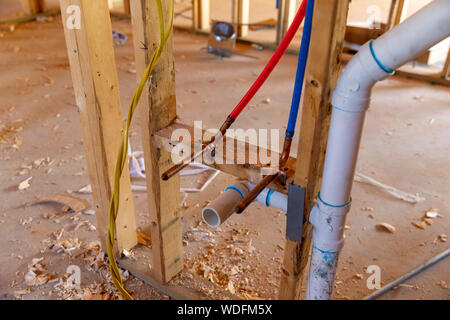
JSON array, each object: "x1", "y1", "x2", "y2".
[
  {"x1": 52, "y1": 228, "x2": 64, "y2": 240},
  {"x1": 50, "y1": 238, "x2": 81, "y2": 255},
  {"x1": 425, "y1": 208, "x2": 440, "y2": 219},
  {"x1": 376, "y1": 222, "x2": 396, "y2": 233},
  {"x1": 412, "y1": 221, "x2": 427, "y2": 230},
  {"x1": 18, "y1": 177, "x2": 32, "y2": 191},
  {"x1": 185, "y1": 227, "x2": 264, "y2": 299},
  {"x1": 29, "y1": 194, "x2": 90, "y2": 212},
  {"x1": 14, "y1": 288, "x2": 32, "y2": 299},
  {"x1": 19, "y1": 216, "x2": 33, "y2": 225},
  {"x1": 24, "y1": 257, "x2": 57, "y2": 287}
]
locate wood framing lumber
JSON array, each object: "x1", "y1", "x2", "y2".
[
  {"x1": 276, "y1": 0, "x2": 296, "y2": 45},
  {"x1": 395, "y1": 70, "x2": 450, "y2": 87},
  {"x1": 153, "y1": 122, "x2": 296, "y2": 194},
  {"x1": 192, "y1": 0, "x2": 210, "y2": 31},
  {"x1": 443, "y1": 49, "x2": 450, "y2": 79},
  {"x1": 278, "y1": 0, "x2": 351, "y2": 300},
  {"x1": 130, "y1": 0, "x2": 184, "y2": 283},
  {"x1": 21, "y1": 0, "x2": 42, "y2": 14},
  {"x1": 123, "y1": 0, "x2": 131, "y2": 16},
  {"x1": 387, "y1": 0, "x2": 409, "y2": 30},
  {"x1": 233, "y1": 0, "x2": 250, "y2": 37},
  {"x1": 60, "y1": 0, "x2": 138, "y2": 253},
  {"x1": 345, "y1": 25, "x2": 384, "y2": 46}
]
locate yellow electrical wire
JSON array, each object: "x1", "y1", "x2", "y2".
[{"x1": 106, "y1": 0, "x2": 174, "y2": 300}]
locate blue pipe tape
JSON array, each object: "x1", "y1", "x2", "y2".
[
  {"x1": 369, "y1": 40, "x2": 395, "y2": 75},
  {"x1": 225, "y1": 186, "x2": 245, "y2": 199},
  {"x1": 318, "y1": 192, "x2": 352, "y2": 208},
  {"x1": 266, "y1": 189, "x2": 275, "y2": 207},
  {"x1": 285, "y1": 0, "x2": 315, "y2": 135}
]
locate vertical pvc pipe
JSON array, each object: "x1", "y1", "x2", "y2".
[{"x1": 307, "y1": 0, "x2": 450, "y2": 300}]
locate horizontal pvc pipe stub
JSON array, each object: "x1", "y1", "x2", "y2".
[
  {"x1": 202, "y1": 207, "x2": 221, "y2": 229},
  {"x1": 202, "y1": 182, "x2": 250, "y2": 228}
]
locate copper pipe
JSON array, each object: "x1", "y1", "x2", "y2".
[
  {"x1": 235, "y1": 134, "x2": 293, "y2": 213},
  {"x1": 279, "y1": 136, "x2": 293, "y2": 170},
  {"x1": 161, "y1": 118, "x2": 234, "y2": 181},
  {"x1": 235, "y1": 172, "x2": 279, "y2": 214}
]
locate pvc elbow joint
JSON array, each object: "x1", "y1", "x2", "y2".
[{"x1": 331, "y1": 42, "x2": 390, "y2": 114}]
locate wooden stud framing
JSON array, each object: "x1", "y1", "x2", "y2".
[
  {"x1": 130, "y1": 0, "x2": 184, "y2": 284},
  {"x1": 60, "y1": 0, "x2": 138, "y2": 253},
  {"x1": 21, "y1": 0, "x2": 42, "y2": 14},
  {"x1": 123, "y1": 0, "x2": 131, "y2": 16},
  {"x1": 276, "y1": 0, "x2": 296, "y2": 45},
  {"x1": 153, "y1": 122, "x2": 296, "y2": 194},
  {"x1": 442, "y1": 49, "x2": 450, "y2": 79},
  {"x1": 387, "y1": 0, "x2": 409, "y2": 30},
  {"x1": 232, "y1": 0, "x2": 250, "y2": 38},
  {"x1": 278, "y1": 0, "x2": 351, "y2": 300},
  {"x1": 192, "y1": 0, "x2": 210, "y2": 32}
]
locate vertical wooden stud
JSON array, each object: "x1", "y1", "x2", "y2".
[
  {"x1": 276, "y1": 0, "x2": 296, "y2": 44},
  {"x1": 21, "y1": 0, "x2": 42, "y2": 14},
  {"x1": 278, "y1": 0, "x2": 351, "y2": 300},
  {"x1": 130, "y1": 0, "x2": 184, "y2": 283},
  {"x1": 193, "y1": 0, "x2": 210, "y2": 31},
  {"x1": 60, "y1": 0, "x2": 138, "y2": 253}
]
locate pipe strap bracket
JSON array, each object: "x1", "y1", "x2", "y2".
[{"x1": 286, "y1": 184, "x2": 306, "y2": 243}]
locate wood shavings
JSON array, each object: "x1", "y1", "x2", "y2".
[
  {"x1": 29, "y1": 194, "x2": 90, "y2": 212},
  {"x1": 52, "y1": 228, "x2": 64, "y2": 240},
  {"x1": 18, "y1": 177, "x2": 32, "y2": 191},
  {"x1": 14, "y1": 288, "x2": 32, "y2": 298},
  {"x1": 437, "y1": 280, "x2": 449, "y2": 289},
  {"x1": 412, "y1": 221, "x2": 427, "y2": 230},
  {"x1": 227, "y1": 280, "x2": 236, "y2": 294},
  {"x1": 32, "y1": 157, "x2": 52, "y2": 168},
  {"x1": 425, "y1": 208, "x2": 441, "y2": 219},
  {"x1": 413, "y1": 210, "x2": 441, "y2": 230},
  {"x1": 19, "y1": 216, "x2": 33, "y2": 225},
  {"x1": 376, "y1": 222, "x2": 396, "y2": 233},
  {"x1": 437, "y1": 234, "x2": 447, "y2": 243},
  {"x1": 24, "y1": 257, "x2": 57, "y2": 287},
  {"x1": 77, "y1": 184, "x2": 92, "y2": 194},
  {"x1": 74, "y1": 220, "x2": 96, "y2": 232},
  {"x1": 50, "y1": 238, "x2": 81, "y2": 255},
  {"x1": 82, "y1": 209, "x2": 95, "y2": 215},
  {"x1": 12, "y1": 136, "x2": 22, "y2": 150}
]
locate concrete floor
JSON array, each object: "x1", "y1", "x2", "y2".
[{"x1": 0, "y1": 2, "x2": 448, "y2": 300}]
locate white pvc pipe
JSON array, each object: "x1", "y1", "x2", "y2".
[
  {"x1": 202, "y1": 182, "x2": 250, "y2": 228},
  {"x1": 245, "y1": 182, "x2": 288, "y2": 212},
  {"x1": 202, "y1": 181, "x2": 288, "y2": 228},
  {"x1": 307, "y1": 0, "x2": 450, "y2": 300}
]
